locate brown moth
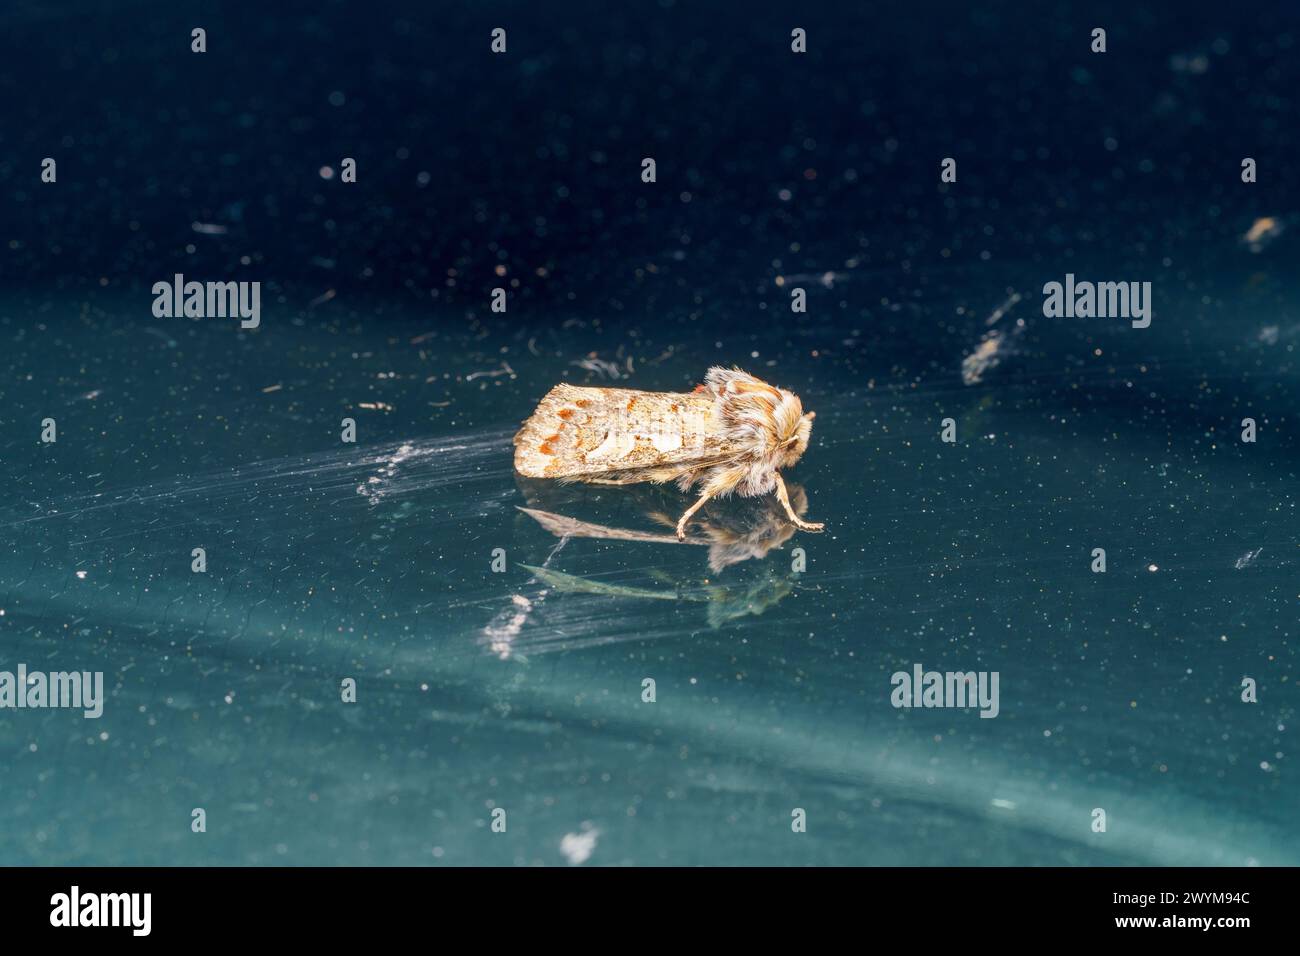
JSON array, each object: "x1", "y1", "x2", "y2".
[{"x1": 513, "y1": 366, "x2": 823, "y2": 539}]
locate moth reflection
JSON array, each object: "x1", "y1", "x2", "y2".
[
  {"x1": 480, "y1": 482, "x2": 817, "y2": 658},
  {"x1": 522, "y1": 561, "x2": 796, "y2": 631},
  {"x1": 516, "y1": 477, "x2": 814, "y2": 573}
]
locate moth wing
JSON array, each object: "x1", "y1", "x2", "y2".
[{"x1": 513, "y1": 383, "x2": 739, "y2": 480}]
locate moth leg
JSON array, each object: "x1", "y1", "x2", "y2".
[
  {"x1": 774, "y1": 473, "x2": 824, "y2": 533},
  {"x1": 675, "y1": 489, "x2": 718, "y2": 541}
]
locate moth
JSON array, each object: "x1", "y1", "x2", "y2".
[{"x1": 513, "y1": 366, "x2": 823, "y2": 539}]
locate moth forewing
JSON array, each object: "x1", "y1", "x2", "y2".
[
  {"x1": 513, "y1": 384, "x2": 739, "y2": 480},
  {"x1": 513, "y1": 368, "x2": 823, "y2": 539}
]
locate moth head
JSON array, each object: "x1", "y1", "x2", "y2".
[
  {"x1": 780, "y1": 408, "x2": 815, "y2": 467},
  {"x1": 705, "y1": 366, "x2": 815, "y2": 466}
]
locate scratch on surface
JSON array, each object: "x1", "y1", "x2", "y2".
[{"x1": 466, "y1": 362, "x2": 515, "y2": 381}]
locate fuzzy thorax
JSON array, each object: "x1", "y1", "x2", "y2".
[{"x1": 685, "y1": 367, "x2": 814, "y2": 498}]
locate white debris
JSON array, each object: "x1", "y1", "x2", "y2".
[
  {"x1": 961, "y1": 331, "x2": 1006, "y2": 385},
  {"x1": 1242, "y1": 217, "x2": 1283, "y2": 253},
  {"x1": 560, "y1": 826, "x2": 600, "y2": 865},
  {"x1": 1234, "y1": 548, "x2": 1262, "y2": 570},
  {"x1": 962, "y1": 292, "x2": 1023, "y2": 385}
]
